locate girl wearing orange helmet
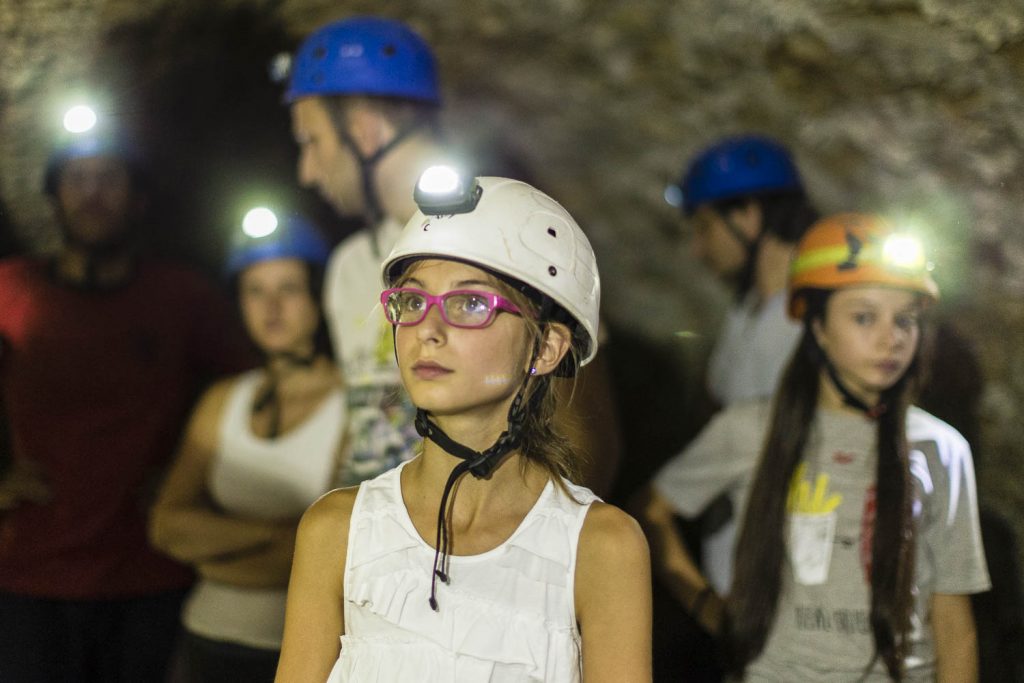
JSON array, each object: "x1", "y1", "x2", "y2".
[
  {"x1": 718, "y1": 213, "x2": 988, "y2": 680},
  {"x1": 644, "y1": 213, "x2": 988, "y2": 680}
]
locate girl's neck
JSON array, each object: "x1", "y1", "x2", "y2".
[
  {"x1": 412, "y1": 438, "x2": 547, "y2": 506},
  {"x1": 263, "y1": 354, "x2": 336, "y2": 392},
  {"x1": 817, "y1": 371, "x2": 880, "y2": 415}
]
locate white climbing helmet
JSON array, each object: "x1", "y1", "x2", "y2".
[{"x1": 382, "y1": 171, "x2": 601, "y2": 367}]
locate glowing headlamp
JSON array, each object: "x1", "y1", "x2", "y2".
[
  {"x1": 882, "y1": 234, "x2": 929, "y2": 272},
  {"x1": 242, "y1": 207, "x2": 279, "y2": 238},
  {"x1": 63, "y1": 105, "x2": 98, "y2": 134},
  {"x1": 413, "y1": 165, "x2": 482, "y2": 215}
]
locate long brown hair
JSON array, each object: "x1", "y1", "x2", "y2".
[{"x1": 726, "y1": 289, "x2": 922, "y2": 680}]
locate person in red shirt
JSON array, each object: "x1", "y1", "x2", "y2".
[{"x1": 0, "y1": 108, "x2": 254, "y2": 681}]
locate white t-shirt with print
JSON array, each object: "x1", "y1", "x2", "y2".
[
  {"x1": 322, "y1": 220, "x2": 420, "y2": 485},
  {"x1": 655, "y1": 402, "x2": 990, "y2": 680}
]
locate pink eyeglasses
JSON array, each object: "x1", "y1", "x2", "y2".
[{"x1": 380, "y1": 287, "x2": 526, "y2": 329}]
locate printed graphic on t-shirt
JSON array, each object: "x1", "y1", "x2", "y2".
[
  {"x1": 337, "y1": 317, "x2": 419, "y2": 487},
  {"x1": 787, "y1": 463, "x2": 843, "y2": 585}
]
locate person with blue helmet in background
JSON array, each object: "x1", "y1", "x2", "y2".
[
  {"x1": 0, "y1": 103, "x2": 254, "y2": 681},
  {"x1": 284, "y1": 16, "x2": 447, "y2": 492},
  {"x1": 282, "y1": 16, "x2": 622, "y2": 497},
  {"x1": 632, "y1": 136, "x2": 821, "y2": 678},
  {"x1": 668, "y1": 135, "x2": 820, "y2": 408},
  {"x1": 151, "y1": 211, "x2": 344, "y2": 682}
]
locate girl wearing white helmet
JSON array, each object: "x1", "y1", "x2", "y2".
[
  {"x1": 151, "y1": 214, "x2": 344, "y2": 683},
  {"x1": 276, "y1": 172, "x2": 652, "y2": 682}
]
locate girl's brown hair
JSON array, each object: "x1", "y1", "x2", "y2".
[{"x1": 725, "y1": 289, "x2": 922, "y2": 680}]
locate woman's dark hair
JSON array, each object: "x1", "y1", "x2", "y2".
[{"x1": 725, "y1": 288, "x2": 923, "y2": 680}]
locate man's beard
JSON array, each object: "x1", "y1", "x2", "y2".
[{"x1": 58, "y1": 205, "x2": 138, "y2": 256}]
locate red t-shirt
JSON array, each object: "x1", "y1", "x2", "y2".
[{"x1": 0, "y1": 257, "x2": 255, "y2": 599}]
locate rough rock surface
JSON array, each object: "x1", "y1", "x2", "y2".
[{"x1": 1, "y1": 0, "x2": 1022, "y2": 583}]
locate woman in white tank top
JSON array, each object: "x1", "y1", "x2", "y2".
[
  {"x1": 151, "y1": 213, "x2": 344, "y2": 683},
  {"x1": 275, "y1": 171, "x2": 652, "y2": 683}
]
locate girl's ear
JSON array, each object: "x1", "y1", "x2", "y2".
[{"x1": 530, "y1": 322, "x2": 573, "y2": 377}]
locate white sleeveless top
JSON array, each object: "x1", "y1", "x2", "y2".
[
  {"x1": 184, "y1": 369, "x2": 344, "y2": 649},
  {"x1": 210, "y1": 369, "x2": 343, "y2": 519},
  {"x1": 328, "y1": 461, "x2": 598, "y2": 682}
]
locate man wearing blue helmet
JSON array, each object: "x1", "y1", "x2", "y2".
[
  {"x1": 670, "y1": 135, "x2": 819, "y2": 407},
  {"x1": 636, "y1": 136, "x2": 819, "y2": 676},
  {"x1": 286, "y1": 16, "x2": 449, "y2": 489},
  {"x1": 0, "y1": 108, "x2": 254, "y2": 681},
  {"x1": 284, "y1": 16, "x2": 622, "y2": 495}
]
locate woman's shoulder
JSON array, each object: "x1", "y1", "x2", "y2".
[
  {"x1": 578, "y1": 503, "x2": 649, "y2": 564},
  {"x1": 200, "y1": 371, "x2": 259, "y2": 409},
  {"x1": 295, "y1": 486, "x2": 362, "y2": 556},
  {"x1": 575, "y1": 503, "x2": 650, "y2": 613},
  {"x1": 906, "y1": 406, "x2": 970, "y2": 450}
]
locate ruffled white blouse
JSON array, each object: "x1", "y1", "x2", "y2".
[{"x1": 326, "y1": 461, "x2": 598, "y2": 682}]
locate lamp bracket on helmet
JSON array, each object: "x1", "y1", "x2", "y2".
[{"x1": 413, "y1": 166, "x2": 482, "y2": 216}]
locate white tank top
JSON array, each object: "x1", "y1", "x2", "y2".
[
  {"x1": 184, "y1": 369, "x2": 344, "y2": 649},
  {"x1": 328, "y1": 461, "x2": 598, "y2": 682},
  {"x1": 209, "y1": 369, "x2": 343, "y2": 519}
]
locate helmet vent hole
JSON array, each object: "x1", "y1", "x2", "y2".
[
  {"x1": 548, "y1": 266, "x2": 557, "y2": 277},
  {"x1": 314, "y1": 46, "x2": 327, "y2": 60},
  {"x1": 547, "y1": 227, "x2": 557, "y2": 237},
  {"x1": 382, "y1": 44, "x2": 397, "y2": 57}
]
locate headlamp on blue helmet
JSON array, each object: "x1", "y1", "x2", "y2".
[
  {"x1": 226, "y1": 210, "x2": 330, "y2": 277},
  {"x1": 669, "y1": 135, "x2": 803, "y2": 216},
  {"x1": 284, "y1": 16, "x2": 440, "y2": 104}
]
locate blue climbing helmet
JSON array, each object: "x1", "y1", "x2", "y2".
[
  {"x1": 671, "y1": 135, "x2": 803, "y2": 216},
  {"x1": 284, "y1": 16, "x2": 440, "y2": 104},
  {"x1": 225, "y1": 210, "x2": 330, "y2": 278}
]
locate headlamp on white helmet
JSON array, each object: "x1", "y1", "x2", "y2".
[
  {"x1": 413, "y1": 165, "x2": 482, "y2": 215},
  {"x1": 383, "y1": 172, "x2": 601, "y2": 373}
]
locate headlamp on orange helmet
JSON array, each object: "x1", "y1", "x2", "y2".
[{"x1": 787, "y1": 213, "x2": 938, "y2": 320}]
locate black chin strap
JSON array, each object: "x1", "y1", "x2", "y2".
[
  {"x1": 417, "y1": 373, "x2": 549, "y2": 611},
  {"x1": 722, "y1": 213, "x2": 762, "y2": 300},
  {"x1": 252, "y1": 351, "x2": 317, "y2": 438},
  {"x1": 823, "y1": 357, "x2": 887, "y2": 419},
  {"x1": 338, "y1": 121, "x2": 424, "y2": 258}
]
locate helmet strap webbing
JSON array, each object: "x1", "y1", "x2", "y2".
[
  {"x1": 822, "y1": 356, "x2": 888, "y2": 419},
  {"x1": 721, "y1": 212, "x2": 761, "y2": 299},
  {"x1": 417, "y1": 370, "x2": 550, "y2": 611},
  {"x1": 338, "y1": 121, "x2": 425, "y2": 259},
  {"x1": 252, "y1": 351, "x2": 318, "y2": 438}
]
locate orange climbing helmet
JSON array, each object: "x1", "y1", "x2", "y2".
[{"x1": 787, "y1": 212, "x2": 939, "y2": 320}]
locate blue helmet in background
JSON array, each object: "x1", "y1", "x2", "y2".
[
  {"x1": 672, "y1": 136, "x2": 803, "y2": 215},
  {"x1": 284, "y1": 16, "x2": 440, "y2": 104},
  {"x1": 226, "y1": 212, "x2": 330, "y2": 278}
]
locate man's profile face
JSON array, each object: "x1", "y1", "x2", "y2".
[
  {"x1": 291, "y1": 97, "x2": 364, "y2": 218},
  {"x1": 55, "y1": 155, "x2": 138, "y2": 249},
  {"x1": 687, "y1": 205, "x2": 750, "y2": 280}
]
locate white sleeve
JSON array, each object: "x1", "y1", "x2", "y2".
[
  {"x1": 653, "y1": 402, "x2": 768, "y2": 519},
  {"x1": 913, "y1": 421, "x2": 991, "y2": 594}
]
